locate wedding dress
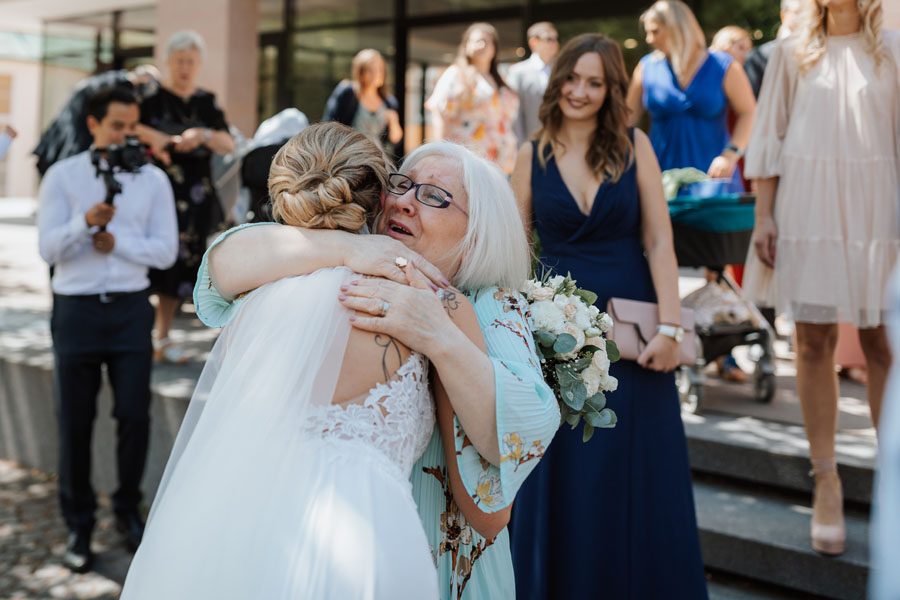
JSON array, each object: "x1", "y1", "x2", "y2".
[{"x1": 120, "y1": 267, "x2": 439, "y2": 599}]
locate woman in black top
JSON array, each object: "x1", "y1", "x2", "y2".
[
  {"x1": 322, "y1": 49, "x2": 403, "y2": 155},
  {"x1": 137, "y1": 30, "x2": 234, "y2": 363}
]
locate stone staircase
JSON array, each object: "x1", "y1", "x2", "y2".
[{"x1": 686, "y1": 402, "x2": 876, "y2": 599}]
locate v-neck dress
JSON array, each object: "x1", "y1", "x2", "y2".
[
  {"x1": 508, "y1": 137, "x2": 708, "y2": 599},
  {"x1": 641, "y1": 50, "x2": 743, "y2": 192}
]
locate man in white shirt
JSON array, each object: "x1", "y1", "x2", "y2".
[
  {"x1": 37, "y1": 87, "x2": 177, "y2": 573},
  {"x1": 506, "y1": 22, "x2": 559, "y2": 145}
]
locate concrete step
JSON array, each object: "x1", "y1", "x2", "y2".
[
  {"x1": 695, "y1": 475, "x2": 869, "y2": 600},
  {"x1": 685, "y1": 412, "x2": 876, "y2": 505},
  {"x1": 707, "y1": 570, "x2": 828, "y2": 599}
]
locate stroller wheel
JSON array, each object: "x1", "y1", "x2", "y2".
[
  {"x1": 677, "y1": 366, "x2": 704, "y2": 414},
  {"x1": 754, "y1": 371, "x2": 776, "y2": 403}
]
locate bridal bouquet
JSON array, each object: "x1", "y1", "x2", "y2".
[{"x1": 522, "y1": 274, "x2": 619, "y2": 442}]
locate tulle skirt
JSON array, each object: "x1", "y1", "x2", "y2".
[{"x1": 121, "y1": 438, "x2": 438, "y2": 599}]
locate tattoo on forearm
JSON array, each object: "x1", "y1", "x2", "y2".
[
  {"x1": 375, "y1": 334, "x2": 402, "y2": 381},
  {"x1": 440, "y1": 289, "x2": 459, "y2": 315}
]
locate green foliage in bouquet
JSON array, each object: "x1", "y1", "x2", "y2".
[{"x1": 524, "y1": 272, "x2": 620, "y2": 442}]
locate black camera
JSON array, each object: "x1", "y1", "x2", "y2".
[{"x1": 92, "y1": 135, "x2": 149, "y2": 173}]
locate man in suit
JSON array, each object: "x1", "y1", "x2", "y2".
[
  {"x1": 507, "y1": 22, "x2": 559, "y2": 145},
  {"x1": 37, "y1": 87, "x2": 178, "y2": 572},
  {"x1": 744, "y1": 0, "x2": 800, "y2": 98}
]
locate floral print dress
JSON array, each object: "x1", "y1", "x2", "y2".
[
  {"x1": 426, "y1": 64, "x2": 519, "y2": 174},
  {"x1": 194, "y1": 223, "x2": 559, "y2": 600},
  {"x1": 140, "y1": 86, "x2": 229, "y2": 298}
]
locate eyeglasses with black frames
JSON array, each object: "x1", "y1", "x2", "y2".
[{"x1": 387, "y1": 173, "x2": 467, "y2": 215}]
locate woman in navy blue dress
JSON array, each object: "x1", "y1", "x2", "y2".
[{"x1": 508, "y1": 33, "x2": 707, "y2": 599}]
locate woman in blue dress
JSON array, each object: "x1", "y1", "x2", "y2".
[
  {"x1": 626, "y1": 0, "x2": 756, "y2": 382},
  {"x1": 508, "y1": 33, "x2": 708, "y2": 599}
]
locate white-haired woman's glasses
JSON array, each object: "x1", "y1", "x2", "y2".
[{"x1": 387, "y1": 173, "x2": 468, "y2": 215}]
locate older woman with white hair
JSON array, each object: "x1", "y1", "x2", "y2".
[
  {"x1": 137, "y1": 30, "x2": 235, "y2": 364},
  {"x1": 191, "y1": 140, "x2": 559, "y2": 600}
]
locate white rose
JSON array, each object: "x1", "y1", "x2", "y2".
[
  {"x1": 598, "y1": 313, "x2": 613, "y2": 333},
  {"x1": 547, "y1": 275, "x2": 565, "y2": 289},
  {"x1": 531, "y1": 286, "x2": 555, "y2": 301},
  {"x1": 592, "y1": 345, "x2": 611, "y2": 373},
  {"x1": 588, "y1": 305, "x2": 600, "y2": 318},
  {"x1": 574, "y1": 301, "x2": 592, "y2": 330},
  {"x1": 564, "y1": 302, "x2": 577, "y2": 319},
  {"x1": 585, "y1": 336, "x2": 603, "y2": 349},
  {"x1": 600, "y1": 372, "x2": 618, "y2": 392},
  {"x1": 581, "y1": 365, "x2": 602, "y2": 397},
  {"x1": 531, "y1": 300, "x2": 567, "y2": 334},
  {"x1": 585, "y1": 327, "x2": 601, "y2": 338},
  {"x1": 521, "y1": 279, "x2": 538, "y2": 297}
]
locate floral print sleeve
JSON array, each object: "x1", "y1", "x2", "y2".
[
  {"x1": 192, "y1": 221, "x2": 281, "y2": 327},
  {"x1": 455, "y1": 286, "x2": 558, "y2": 513}
]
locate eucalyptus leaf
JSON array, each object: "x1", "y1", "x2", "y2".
[
  {"x1": 582, "y1": 422, "x2": 595, "y2": 442},
  {"x1": 553, "y1": 333, "x2": 577, "y2": 354},
  {"x1": 582, "y1": 345, "x2": 601, "y2": 354},
  {"x1": 597, "y1": 408, "x2": 618, "y2": 428},
  {"x1": 573, "y1": 356, "x2": 592, "y2": 371},
  {"x1": 536, "y1": 330, "x2": 557, "y2": 348},
  {"x1": 585, "y1": 392, "x2": 606, "y2": 412},
  {"x1": 574, "y1": 288, "x2": 598, "y2": 307},
  {"x1": 564, "y1": 383, "x2": 586, "y2": 411},
  {"x1": 606, "y1": 339, "x2": 621, "y2": 363},
  {"x1": 555, "y1": 363, "x2": 578, "y2": 386},
  {"x1": 566, "y1": 412, "x2": 581, "y2": 428}
]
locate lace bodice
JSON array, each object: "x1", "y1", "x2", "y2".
[{"x1": 303, "y1": 353, "x2": 434, "y2": 478}]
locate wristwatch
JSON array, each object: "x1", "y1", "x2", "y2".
[{"x1": 657, "y1": 324, "x2": 685, "y2": 343}]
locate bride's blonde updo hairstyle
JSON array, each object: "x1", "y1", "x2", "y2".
[{"x1": 268, "y1": 122, "x2": 390, "y2": 232}]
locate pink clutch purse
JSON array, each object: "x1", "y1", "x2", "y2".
[{"x1": 605, "y1": 298, "x2": 696, "y2": 366}]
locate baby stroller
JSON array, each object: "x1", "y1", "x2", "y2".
[{"x1": 668, "y1": 180, "x2": 777, "y2": 413}]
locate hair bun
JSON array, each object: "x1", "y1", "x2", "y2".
[{"x1": 268, "y1": 123, "x2": 389, "y2": 232}]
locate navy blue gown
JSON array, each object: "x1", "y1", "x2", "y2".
[{"x1": 509, "y1": 138, "x2": 708, "y2": 599}]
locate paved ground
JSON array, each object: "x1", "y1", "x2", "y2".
[{"x1": 0, "y1": 460, "x2": 131, "y2": 599}]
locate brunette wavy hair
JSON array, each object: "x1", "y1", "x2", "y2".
[{"x1": 535, "y1": 33, "x2": 634, "y2": 183}]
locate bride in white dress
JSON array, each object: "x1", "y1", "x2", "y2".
[{"x1": 120, "y1": 123, "x2": 442, "y2": 598}]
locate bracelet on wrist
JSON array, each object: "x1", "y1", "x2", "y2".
[{"x1": 723, "y1": 143, "x2": 743, "y2": 158}]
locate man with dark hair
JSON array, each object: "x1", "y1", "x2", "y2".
[
  {"x1": 34, "y1": 65, "x2": 160, "y2": 175},
  {"x1": 744, "y1": 0, "x2": 800, "y2": 97},
  {"x1": 37, "y1": 86, "x2": 177, "y2": 572},
  {"x1": 507, "y1": 21, "x2": 559, "y2": 144}
]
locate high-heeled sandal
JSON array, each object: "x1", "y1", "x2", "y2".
[{"x1": 809, "y1": 457, "x2": 846, "y2": 556}]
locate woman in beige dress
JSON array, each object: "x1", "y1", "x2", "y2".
[{"x1": 743, "y1": 0, "x2": 899, "y2": 556}]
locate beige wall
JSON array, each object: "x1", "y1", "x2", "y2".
[
  {"x1": 0, "y1": 59, "x2": 42, "y2": 197},
  {"x1": 154, "y1": 0, "x2": 260, "y2": 135},
  {"x1": 887, "y1": 0, "x2": 900, "y2": 30}
]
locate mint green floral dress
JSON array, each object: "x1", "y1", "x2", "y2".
[{"x1": 193, "y1": 223, "x2": 558, "y2": 600}]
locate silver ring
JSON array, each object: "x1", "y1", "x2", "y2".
[
  {"x1": 394, "y1": 256, "x2": 409, "y2": 269},
  {"x1": 380, "y1": 300, "x2": 390, "y2": 317}
]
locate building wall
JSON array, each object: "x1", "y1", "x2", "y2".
[
  {"x1": 0, "y1": 59, "x2": 42, "y2": 197},
  {"x1": 154, "y1": 0, "x2": 260, "y2": 135}
]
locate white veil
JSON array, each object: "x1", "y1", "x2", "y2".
[{"x1": 122, "y1": 267, "x2": 356, "y2": 598}]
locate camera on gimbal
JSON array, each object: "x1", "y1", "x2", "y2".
[
  {"x1": 89, "y1": 135, "x2": 151, "y2": 226},
  {"x1": 91, "y1": 134, "x2": 149, "y2": 175}
]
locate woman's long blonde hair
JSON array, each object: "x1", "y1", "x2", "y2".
[
  {"x1": 535, "y1": 34, "x2": 634, "y2": 184},
  {"x1": 351, "y1": 48, "x2": 390, "y2": 99},
  {"x1": 269, "y1": 122, "x2": 389, "y2": 232},
  {"x1": 794, "y1": 0, "x2": 883, "y2": 73},
  {"x1": 640, "y1": 1, "x2": 707, "y2": 84}
]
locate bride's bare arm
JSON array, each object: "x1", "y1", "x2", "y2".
[{"x1": 208, "y1": 224, "x2": 449, "y2": 301}]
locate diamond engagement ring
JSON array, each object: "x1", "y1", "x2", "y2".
[
  {"x1": 380, "y1": 300, "x2": 390, "y2": 317},
  {"x1": 394, "y1": 256, "x2": 409, "y2": 269}
]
